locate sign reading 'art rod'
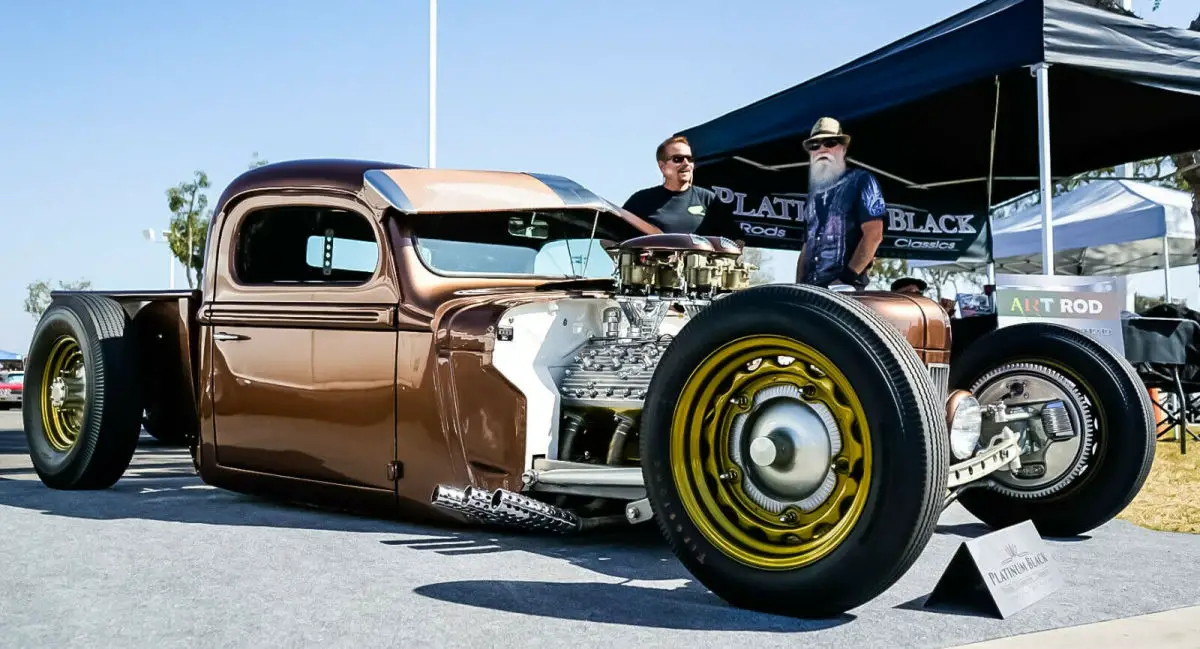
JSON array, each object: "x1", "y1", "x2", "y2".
[{"x1": 995, "y1": 274, "x2": 1128, "y2": 356}]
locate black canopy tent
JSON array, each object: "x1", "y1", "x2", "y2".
[{"x1": 678, "y1": 0, "x2": 1200, "y2": 272}]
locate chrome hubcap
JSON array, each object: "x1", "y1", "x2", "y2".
[
  {"x1": 731, "y1": 383, "x2": 841, "y2": 513},
  {"x1": 49, "y1": 373, "x2": 85, "y2": 410}
]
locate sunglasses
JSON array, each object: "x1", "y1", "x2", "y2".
[
  {"x1": 666, "y1": 154, "x2": 693, "y2": 164},
  {"x1": 804, "y1": 138, "x2": 844, "y2": 151}
]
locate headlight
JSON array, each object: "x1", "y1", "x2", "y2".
[{"x1": 948, "y1": 393, "x2": 983, "y2": 461}]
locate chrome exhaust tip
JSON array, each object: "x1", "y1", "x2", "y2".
[
  {"x1": 430, "y1": 485, "x2": 488, "y2": 522},
  {"x1": 430, "y1": 483, "x2": 583, "y2": 533}
]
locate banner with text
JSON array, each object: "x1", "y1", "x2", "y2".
[
  {"x1": 699, "y1": 185, "x2": 992, "y2": 263},
  {"x1": 994, "y1": 274, "x2": 1127, "y2": 355}
]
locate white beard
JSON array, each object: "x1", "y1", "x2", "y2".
[{"x1": 809, "y1": 156, "x2": 847, "y2": 193}]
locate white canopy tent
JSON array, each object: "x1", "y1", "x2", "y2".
[{"x1": 916, "y1": 179, "x2": 1197, "y2": 300}]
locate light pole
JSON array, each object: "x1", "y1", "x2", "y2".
[
  {"x1": 429, "y1": 0, "x2": 437, "y2": 168},
  {"x1": 143, "y1": 228, "x2": 176, "y2": 289}
]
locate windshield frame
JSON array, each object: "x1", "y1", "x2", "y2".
[{"x1": 407, "y1": 207, "x2": 635, "y2": 281}]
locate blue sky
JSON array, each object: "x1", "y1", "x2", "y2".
[{"x1": 1, "y1": 0, "x2": 1197, "y2": 354}]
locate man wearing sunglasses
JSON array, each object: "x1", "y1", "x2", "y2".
[
  {"x1": 621, "y1": 135, "x2": 715, "y2": 234},
  {"x1": 794, "y1": 117, "x2": 887, "y2": 291}
]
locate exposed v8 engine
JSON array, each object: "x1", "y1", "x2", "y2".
[
  {"x1": 557, "y1": 234, "x2": 757, "y2": 409},
  {"x1": 609, "y1": 233, "x2": 753, "y2": 299}
]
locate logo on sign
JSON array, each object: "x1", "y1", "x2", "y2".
[
  {"x1": 1007, "y1": 296, "x2": 1107, "y2": 316},
  {"x1": 893, "y1": 238, "x2": 958, "y2": 250},
  {"x1": 712, "y1": 186, "x2": 805, "y2": 222},
  {"x1": 888, "y1": 209, "x2": 977, "y2": 235},
  {"x1": 705, "y1": 185, "x2": 986, "y2": 260},
  {"x1": 737, "y1": 222, "x2": 788, "y2": 237}
]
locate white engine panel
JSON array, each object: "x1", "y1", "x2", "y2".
[{"x1": 490, "y1": 297, "x2": 692, "y2": 471}]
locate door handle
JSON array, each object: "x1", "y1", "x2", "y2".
[{"x1": 213, "y1": 331, "x2": 251, "y2": 342}]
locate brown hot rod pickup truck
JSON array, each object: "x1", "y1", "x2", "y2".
[{"x1": 23, "y1": 159, "x2": 1155, "y2": 618}]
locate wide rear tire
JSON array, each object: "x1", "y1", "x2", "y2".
[
  {"x1": 23, "y1": 294, "x2": 143, "y2": 489},
  {"x1": 640, "y1": 284, "x2": 949, "y2": 618},
  {"x1": 949, "y1": 322, "x2": 1155, "y2": 537}
]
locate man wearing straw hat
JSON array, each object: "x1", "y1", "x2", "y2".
[{"x1": 794, "y1": 117, "x2": 887, "y2": 290}]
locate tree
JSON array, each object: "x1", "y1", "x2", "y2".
[
  {"x1": 868, "y1": 258, "x2": 910, "y2": 290},
  {"x1": 163, "y1": 154, "x2": 269, "y2": 288},
  {"x1": 866, "y1": 257, "x2": 987, "y2": 299},
  {"x1": 741, "y1": 247, "x2": 775, "y2": 285},
  {"x1": 23, "y1": 279, "x2": 92, "y2": 320},
  {"x1": 910, "y1": 266, "x2": 988, "y2": 300},
  {"x1": 165, "y1": 170, "x2": 211, "y2": 289}
]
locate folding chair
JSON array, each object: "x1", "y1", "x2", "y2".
[{"x1": 1122, "y1": 316, "x2": 1200, "y2": 454}]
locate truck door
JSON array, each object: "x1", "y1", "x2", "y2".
[{"x1": 202, "y1": 194, "x2": 400, "y2": 493}]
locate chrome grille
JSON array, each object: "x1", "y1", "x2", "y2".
[{"x1": 928, "y1": 363, "x2": 950, "y2": 404}]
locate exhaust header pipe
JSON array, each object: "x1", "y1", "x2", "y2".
[{"x1": 431, "y1": 484, "x2": 583, "y2": 533}]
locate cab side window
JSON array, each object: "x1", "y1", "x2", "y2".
[{"x1": 234, "y1": 205, "x2": 380, "y2": 285}]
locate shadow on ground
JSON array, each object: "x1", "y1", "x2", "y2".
[
  {"x1": 412, "y1": 579, "x2": 855, "y2": 631},
  {"x1": 6, "y1": 424, "x2": 1112, "y2": 632},
  {"x1": 0, "y1": 422, "x2": 857, "y2": 632}
]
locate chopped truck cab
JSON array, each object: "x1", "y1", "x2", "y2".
[{"x1": 23, "y1": 159, "x2": 1155, "y2": 618}]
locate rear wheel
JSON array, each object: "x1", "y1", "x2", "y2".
[
  {"x1": 950, "y1": 322, "x2": 1155, "y2": 537},
  {"x1": 142, "y1": 407, "x2": 189, "y2": 445},
  {"x1": 640, "y1": 285, "x2": 948, "y2": 618},
  {"x1": 23, "y1": 295, "x2": 143, "y2": 489}
]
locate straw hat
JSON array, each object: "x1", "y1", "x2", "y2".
[{"x1": 803, "y1": 117, "x2": 851, "y2": 147}]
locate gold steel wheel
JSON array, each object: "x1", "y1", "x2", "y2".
[
  {"x1": 40, "y1": 335, "x2": 87, "y2": 452},
  {"x1": 669, "y1": 334, "x2": 872, "y2": 570}
]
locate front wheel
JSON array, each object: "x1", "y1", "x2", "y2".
[
  {"x1": 640, "y1": 285, "x2": 949, "y2": 618},
  {"x1": 949, "y1": 322, "x2": 1155, "y2": 537}
]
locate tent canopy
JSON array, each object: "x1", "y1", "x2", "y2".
[
  {"x1": 0, "y1": 350, "x2": 21, "y2": 361},
  {"x1": 918, "y1": 179, "x2": 1198, "y2": 275},
  {"x1": 678, "y1": 0, "x2": 1200, "y2": 218}
]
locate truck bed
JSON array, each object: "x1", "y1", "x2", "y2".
[{"x1": 48, "y1": 289, "x2": 204, "y2": 444}]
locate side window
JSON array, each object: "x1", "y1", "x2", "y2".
[{"x1": 234, "y1": 205, "x2": 380, "y2": 285}]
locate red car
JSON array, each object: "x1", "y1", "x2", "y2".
[{"x1": 0, "y1": 371, "x2": 22, "y2": 409}]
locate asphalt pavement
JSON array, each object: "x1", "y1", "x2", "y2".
[{"x1": 1, "y1": 408, "x2": 1197, "y2": 648}]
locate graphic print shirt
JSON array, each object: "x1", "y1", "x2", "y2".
[
  {"x1": 621, "y1": 185, "x2": 716, "y2": 233},
  {"x1": 798, "y1": 169, "x2": 887, "y2": 287}
]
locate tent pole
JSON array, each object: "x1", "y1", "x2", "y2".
[
  {"x1": 986, "y1": 75, "x2": 1000, "y2": 290},
  {"x1": 1163, "y1": 234, "x2": 1173, "y2": 302},
  {"x1": 1033, "y1": 62, "x2": 1055, "y2": 275}
]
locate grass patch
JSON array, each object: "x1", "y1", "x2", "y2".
[{"x1": 1118, "y1": 432, "x2": 1200, "y2": 534}]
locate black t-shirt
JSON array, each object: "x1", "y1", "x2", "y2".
[{"x1": 621, "y1": 184, "x2": 716, "y2": 233}]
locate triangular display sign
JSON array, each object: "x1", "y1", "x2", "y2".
[{"x1": 923, "y1": 519, "x2": 1064, "y2": 618}]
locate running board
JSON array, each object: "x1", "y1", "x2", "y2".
[{"x1": 523, "y1": 459, "x2": 647, "y2": 500}]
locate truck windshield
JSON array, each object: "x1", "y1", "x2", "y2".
[{"x1": 411, "y1": 208, "x2": 639, "y2": 279}]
